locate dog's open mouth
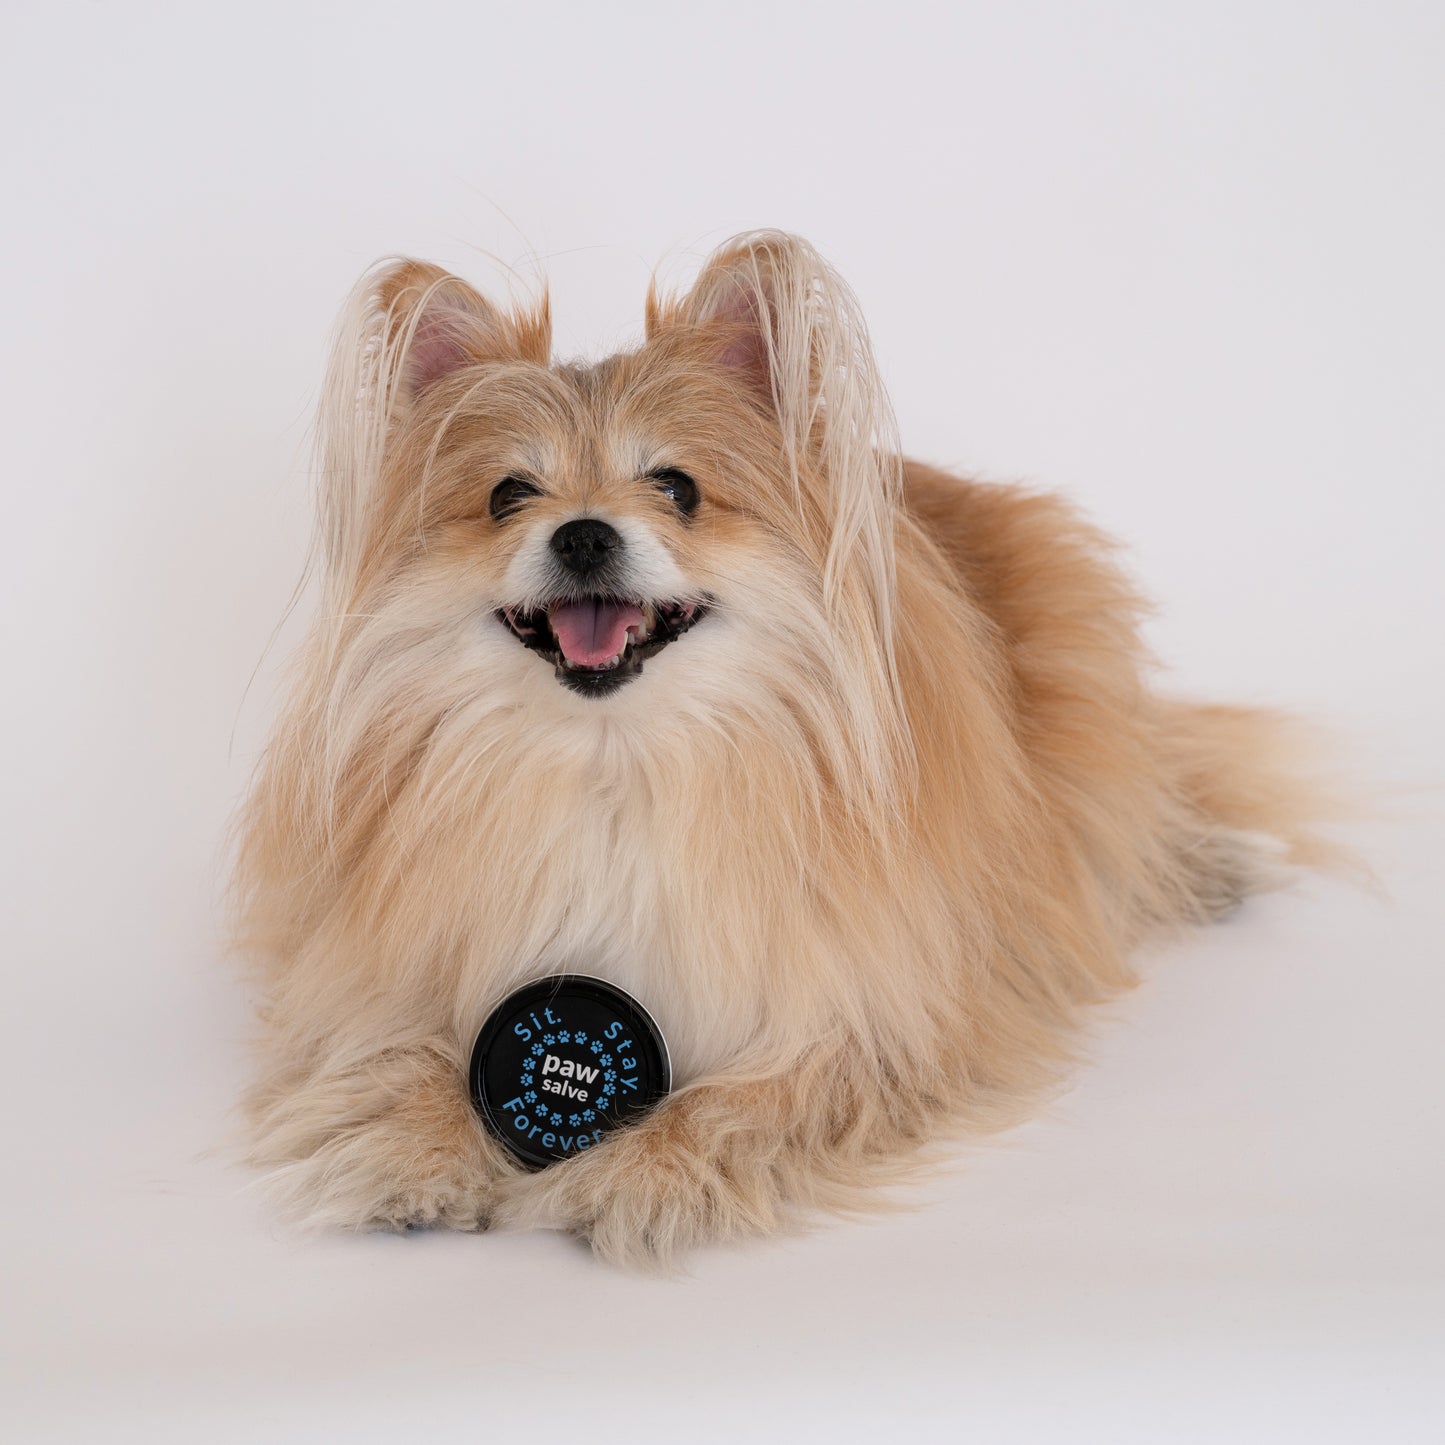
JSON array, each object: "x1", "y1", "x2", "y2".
[{"x1": 498, "y1": 595, "x2": 708, "y2": 697}]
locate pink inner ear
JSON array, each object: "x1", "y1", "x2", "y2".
[
  {"x1": 407, "y1": 313, "x2": 475, "y2": 392},
  {"x1": 717, "y1": 330, "x2": 766, "y2": 372},
  {"x1": 710, "y1": 282, "x2": 770, "y2": 382}
]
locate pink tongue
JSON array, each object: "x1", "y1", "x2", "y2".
[{"x1": 549, "y1": 598, "x2": 644, "y2": 667}]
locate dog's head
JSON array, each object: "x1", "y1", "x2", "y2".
[{"x1": 309, "y1": 232, "x2": 908, "y2": 796}]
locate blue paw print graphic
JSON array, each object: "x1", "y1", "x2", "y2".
[
  {"x1": 599, "y1": 1054, "x2": 612, "y2": 1067},
  {"x1": 520, "y1": 1072, "x2": 533, "y2": 1088},
  {"x1": 604, "y1": 1069, "x2": 616, "y2": 1084},
  {"x1": 568, "y1": 1114, "x2": 581, "y2": 1127},
  {"x1": 572, "y1": 1031, "x2": 588, "y2": 1046},
  {"x1": 529, "y1": 1042, "x2": 545, "y2": 1059},
  {"x1": 582, "y1": 1109, "x2": 596, "y2": 1123},
  {"x1": 588, "y1": 1040, "x2": 604, "y2": 1056},
  {"x1": 524, "y1": 1090, "x2": 537, "y2": 1104},
  {"x1": 543, "y1": 1033, "x2": 556, "y2": 1046},
  {"x1": 557, "y1": 1030, "x2": 571, "y2": 1043},
  {"x1": 549, "y1": 1111, "x2": 563, "y2": 1126}
]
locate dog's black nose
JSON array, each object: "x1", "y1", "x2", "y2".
[{"x1": 550, "y1": 518, "x2": 621, "y2": 576}]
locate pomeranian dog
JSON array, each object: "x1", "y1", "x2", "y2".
[{"x1": 235, "y1": 230, "x2": 1333, "y2": 1266}]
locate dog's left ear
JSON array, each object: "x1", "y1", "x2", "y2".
[
  {"x1": 645, "y1": 243, "x2": 779, "y2": 403},
  {"x1": 648, "y1": 231, "x2": 903, "y2": 645},
  {"x1": 645, "y1": 232, "x2": 890, "y2": 433},
  {"x1": 649, "y1": 231, "x2": 910, "y2": 789}
]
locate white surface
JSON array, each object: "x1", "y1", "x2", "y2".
[{"x1": 2, "y1": 3, "x2": 1442, "y2": 1440}]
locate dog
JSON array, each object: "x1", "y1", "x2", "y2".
[{"x1": 234, "y1": 230, "x2": 1334, "y2": 1265}]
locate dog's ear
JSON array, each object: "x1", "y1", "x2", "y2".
[
  {"x1": 648, "y1": 233, "x2": 908, "y2": 776},
  {"x1": 645, "y1": 235, "x2": 792, "y2": 406},
  {"x1": 374, "y1": 260, "x2": 551, "y2": 397},
  {"x1": 647, "y1": 233, "x2": 888, "y2": 429},
  {"x1": 313, "y1": 259, "x2": 550, "y2": 592},
  {"x1": 648, "y1": 232, "x2": 904, "y2": 695},
  {"x1": 645, "y1": 252, "x2": 776, "y2": 403}
]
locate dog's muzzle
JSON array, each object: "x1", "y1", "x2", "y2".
[{"x1": 498, "y1": 594, "x2": 708, "y2": 697}]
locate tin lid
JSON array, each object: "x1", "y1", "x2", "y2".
[{"x1": 468, "y1": 974, "x2": 671, "y2": 1169}]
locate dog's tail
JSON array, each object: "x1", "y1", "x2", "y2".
[{"x1": 1149, "y1": 700, "x2": 1367, "y2": 921}]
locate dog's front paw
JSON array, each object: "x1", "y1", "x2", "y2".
[
  {"x1": 250, "y1": 1045, "x2": 515, "y2": 1234},
  {"x1": 262, "y1": 1107, "x2": 506, "y2": 1235},
  {"x1": 345, "y1": 1145, "x2": 498, "y2": 1234},
  {"x1": 493, "y1": 1088, "x2": 783, "y2": 1267}
]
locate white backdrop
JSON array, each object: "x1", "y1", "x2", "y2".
[{"x1": 2, "y1": 2, "x2": 1441, "y2": 1441}]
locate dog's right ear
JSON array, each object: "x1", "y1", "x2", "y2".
[
  {"x1": 311, "y1": 259, "x2": 551, "y2": 592},
  {"x1": 372, "y1": 260, "x2": 552, "y2": 399}
]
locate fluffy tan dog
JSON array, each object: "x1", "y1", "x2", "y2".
[{"x1": 234, "y1": 230, "x2": 1332, "y2": 1265}]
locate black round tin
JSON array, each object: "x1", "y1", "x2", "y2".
[{"x1": 468, "y1": 974, "x2": 671, "y2": 1169}]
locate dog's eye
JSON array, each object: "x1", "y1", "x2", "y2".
[
  {"x1": 489, "y1": 474, "x2": 542, "y2": 521},
  {"x1": 649, "y1": 468, "x2": 699, "y2": 517}
]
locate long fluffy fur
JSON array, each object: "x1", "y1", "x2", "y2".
[{"x1": 233, "y1": 230, "x2": 1337, "y2": 1266}]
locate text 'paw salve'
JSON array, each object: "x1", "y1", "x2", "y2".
[{"x1": 469, "y1": 974, "x2": 671, "y2": 1168}]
